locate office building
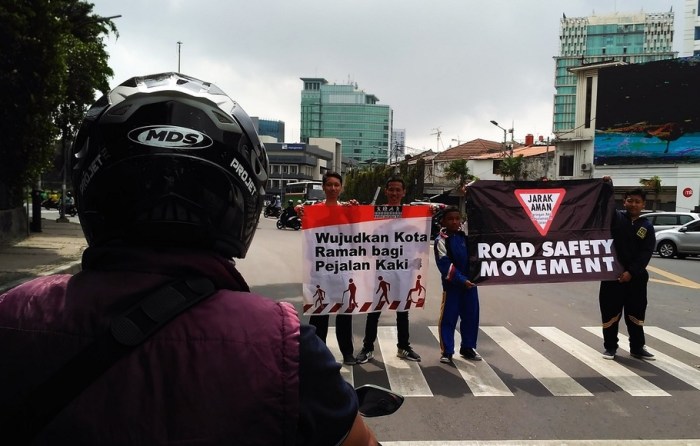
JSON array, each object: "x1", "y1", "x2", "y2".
[
  {"x1": 683, "y1": 0, "x2": 700, "y2": 56},
  {"x1": 553, "y1": 11, "x2": 676, "y2": 133},
  {"x1": 251, "y1": 117, "x2": 285, "y2": 142},
  {"x1": 391, "y1": 128, "x2": 406, "y2": 164},
  {"x1": 300, "y1": 77, "x2": 392, "y2": 164}
]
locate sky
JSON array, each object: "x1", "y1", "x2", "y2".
[{"x1": 90, "y1": 0, "x2": 687, "y2": 155}]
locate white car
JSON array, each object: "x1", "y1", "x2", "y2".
[
  {"x1": 654, "y1": 219, "x2": 700, "y2": 258},
  {"x1": 642, "y1": 211, "x2": 699, "y2": 232}
]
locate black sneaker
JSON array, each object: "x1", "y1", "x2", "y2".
[
  {"x1": 460, "y1": 347, "x2": 482, "y2": 361},
  {"x1": 602, "y1": 349, "x2": 616, "y2": 360},
  {"x1": 397, "y1": 348, "x2": 421, "y2": 362},
  {"x1": 342, "y1": 354, "x2": 357, "y2": 365},
  {"x1": 439, "y1": 353, "x2": 453, "y2": 363},
  {"x1": 355, "y1": 348, "x2": 373, "y2": 364},
  {"x1": 630, "y1": 347, "x2": 655, "y2": 361}
]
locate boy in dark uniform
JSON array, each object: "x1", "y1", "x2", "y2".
[{"x1": 599, "y1": 186, "x2": 656, "y2": 360}]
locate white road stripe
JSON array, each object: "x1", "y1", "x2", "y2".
[
  {"x1": 381, "y1": 441, "x2": 700, "y2": 445},
  {"x1": 583, "y1": 327, "x2": 700, "y2": 391},
  {"x1": 377, "y1": 326, "x2": 432, "y2": 397},
  {"x1": 682, "y1": 327, "x2": 700, "y2": 339},
  {"x1": 645, "y1": 326, "x2": 700, "y2": 358},
  {"x1": 327, "y1": 327, "x2": 354, "y2": 385},
  {"x1": 481, "y1": 326, "x2": 592, "y2": 396},
  {"x1": 429, "y1": 326, "x2": 513, "y2": 397},
  {"x1": 533, "y1": 327, "x2": 669, "y2": 397}
]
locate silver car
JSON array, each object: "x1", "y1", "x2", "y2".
[
  {"x1": 643, "y1": 211, "x2": 699, "y2": 232},
  {"x1": 655, "y1": 219, "x2": 700, "y2": 258}
]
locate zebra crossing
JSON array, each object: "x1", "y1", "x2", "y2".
[{"x1": 325, "y1": 325, "x2": 700, "y2": 398}]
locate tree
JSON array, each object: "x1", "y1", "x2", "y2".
[
  {"x1": 443, "y1": 159, "x2": 475, "y2": 213},
  {"x1": 639, "y1": 175, "x2": 662, "y2": 211},
  {"x1": 498, "y1": 155, "x2": 525, "y2": 180},
  {"x1": 443, "y1": 159, "x2": 474, "y2": 188},
  {"x1": 0, "y1": 0, "x2": 117, "y2": 209}
]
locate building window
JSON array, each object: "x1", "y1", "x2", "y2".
[
  {"x1": 492, "y1": 160, "x2": 503, "y2": 175},
  {"x1": 584, "y1": 77, "x2": 593, "y2": 129},
  {"x1": 695, "y1": 26, "x2": 700, "y2": 40},
  {"x1": 558, "y1": 155, "x2": 574, "y2": 176}
]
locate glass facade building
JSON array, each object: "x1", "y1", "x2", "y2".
[
  {"x1": 553, "y1": 12, "x2": 676, "y2": 133},
  {"x1": 251, "y1": 117, "x2": 285, "y2": 142},
  {"x1": 300, "y1": 78, "x2": 392, "y2": 164}
]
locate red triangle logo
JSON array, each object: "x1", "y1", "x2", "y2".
[{"x1": 514, "y1": 188, "x2": 566, "y2": 236}]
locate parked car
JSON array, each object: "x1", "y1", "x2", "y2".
[
  {"x1": 654, "y1": 219, "x2": 700, "y2": 258},
  {"x1": 642, "y1": 211, "x2": 699, "y2": 232}
]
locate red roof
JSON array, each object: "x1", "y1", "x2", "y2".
[
  {"x1": 433, "y1": 139, "x2": 503, "y2": 161},
  {"x1": 471, "y1": 145, "x2": 555, "y2": 160}
]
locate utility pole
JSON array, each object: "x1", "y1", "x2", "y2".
[
  {"x1": 177, "y1": 41, "x2": 183, "y2": 72},
  {"x1": 431, "y1": 127, "x2": 442, "y2": 152}
]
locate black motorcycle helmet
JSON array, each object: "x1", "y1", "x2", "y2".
[{"x1": 71, "y1": 72, "x2": 268, "y2": 258}]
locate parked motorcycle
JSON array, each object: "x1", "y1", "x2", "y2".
[
  {"x1": 276, "y1": 213, "x2": 301, "y2": 230},
  {"x1": 41, "y1": 197, "x2": 61, "y2": 211},
  {"x1": 41, "y1": 198, "x2": 78, "y2": 217}
]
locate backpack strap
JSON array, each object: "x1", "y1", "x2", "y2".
[{"x1": 2, "y1": 277, "x2": 217, "y2": 443}]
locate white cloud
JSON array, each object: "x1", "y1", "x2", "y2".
[{"x1": 92, "y1": 0, "x2": 686, "y2": 151}]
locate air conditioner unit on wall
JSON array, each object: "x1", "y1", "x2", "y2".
[{"x1": 581, "y1": 163, "x2": 592, "y2": 171}]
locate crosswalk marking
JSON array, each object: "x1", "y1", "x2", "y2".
[
  {"x1": 583, "y1": 327, "x2": 700, "y2": 391},
  {"x1": 327, "y1": 327, "x2": 354, "y2": 385},
  {"x1": 323, "y1": 325, "x2": 700, "y2": 398},
  {"x1": 481, "y1": 326, "x2": 592, "y2": 396},
  {"x1": 377, "y1": 326, "x2": 432, "y2": 397},
  {"x1": 533, "y1": 327, "x2": 669, "y2": 396},
  {"x1": 381, "y1": 441, "x2": 700, "y2": 446},
  {"x1": 645, "y1": 326, "x2": 700, "y2": 358},
  {"x1": 683, "y1": 327, "x2": 700, "y2": 339},
  {"x1": 428, "y1": 326, "x2": 512, "y2": 396}
]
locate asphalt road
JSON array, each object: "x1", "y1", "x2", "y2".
[{"x1": 227, "y1": 216, "x2": 700, "y2": 444}]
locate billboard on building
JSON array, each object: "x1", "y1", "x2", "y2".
[{"x1": 594, "y1": 57, "x2": 700, "y2": 165}]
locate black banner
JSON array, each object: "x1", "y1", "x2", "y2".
[{"x1": 466, "y1": 179, "x2": 622, "y2": 285}]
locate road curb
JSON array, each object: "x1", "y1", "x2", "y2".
[{"x1": 0, "y1": 260, "x2": 82, "y2": 295}]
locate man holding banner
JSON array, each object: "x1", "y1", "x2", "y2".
[
  {"x1": 599, "y1": 183, "x2": 656, "y2": 361},
  {"x1": 301, "y1": 177, "x2": 432, "y2": 366},
  {"x1": 356, "y1": 177, "x2": 423, "y2": 364}
]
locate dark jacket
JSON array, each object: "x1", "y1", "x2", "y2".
[
  {"x1": 611, "y1": 210, "x2": 655, "y2": 277},
  {"x1": 0, "y1": 246, "x2": 301, "y2": 445}
]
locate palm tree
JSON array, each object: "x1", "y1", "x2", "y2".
[
  {"x1": 639, "y1": 175, "x2": 662, "y2": 211},
  {"x1": 498, "y1": 155, "x2": 525, "y2": 180},
  {"x1": 444, "y1": 159, "x2": 475, "y2": 214}
]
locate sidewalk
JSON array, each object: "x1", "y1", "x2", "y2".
[{"x1": 0, "y1": 218, "x2": 87, "y2": 294}]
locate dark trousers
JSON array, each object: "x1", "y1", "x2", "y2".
[
  {"x1": 309, "y1": 314, "x2": 354, "y2": 356},
  {"x1": 362, "y1": 311, "x2": 411, "y2": 351},
  {"x1": 599, "y1": 271, "x2": 648, "y2": 352}
]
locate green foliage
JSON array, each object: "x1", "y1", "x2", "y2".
[
  {"x1": 443, "y1": 159, "x2": 474, "y2": 187},
  {"x1": 498, "y1": 154, "x2": 525, "y2": 180},
  {"x1": 0, "y1": 0, "x2": 117, "y2": 208},
  {"x1": 639, "y1": 175, "x2": 662, "y2": 211},
  {"x1": 342, "y1": 158, "x2": 426, "y2": 204}
]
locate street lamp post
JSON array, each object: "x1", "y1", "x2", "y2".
[
  {"x1": 177, "y1": 41, "x2": 183, "y2": 72},
  {"x1": 490, "y1": 120, "x2": 513, "y2": 156}
]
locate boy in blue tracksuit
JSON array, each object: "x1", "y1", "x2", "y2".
[{"x1": 433, "y1": 206, "x2": 481, "y2": 363}]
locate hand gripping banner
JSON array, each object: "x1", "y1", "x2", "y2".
[
  {"x1": 466, "y1": 179, "x2": 622, "y2": 285},
  {"x1": 302, "y1": 205, "x2": 431, "y2": 315}
]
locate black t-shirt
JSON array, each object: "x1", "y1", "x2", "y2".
[{"x1": 297, "y1": 324, "x2": 358, "y2": 445}]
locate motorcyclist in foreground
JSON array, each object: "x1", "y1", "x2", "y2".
[{"x1": 0, "y1": 73, "x2": 377, "y2": 445}]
